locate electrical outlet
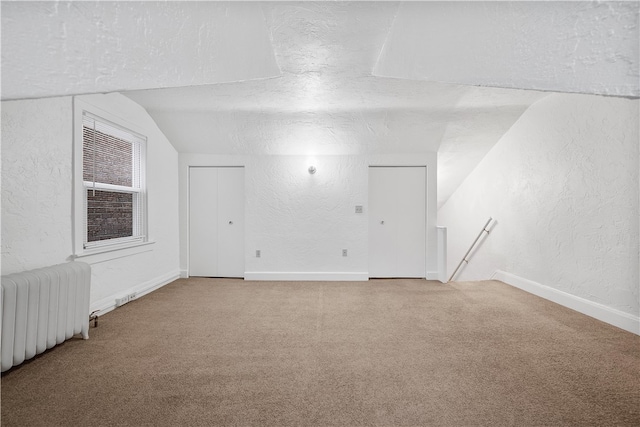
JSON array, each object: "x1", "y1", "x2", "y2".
[
  {"x1": 342, "y1": 249, "x2": 348, "y2": 257},
  {"x1": 256, "y1": 250, "x2": 261, "y2": 258},
  {"x1": 355, "y1": 205, "x2": 363, "y2": 213},
  {"x1": 115, "y1": 293, "x2": 136, "y2": 307}
]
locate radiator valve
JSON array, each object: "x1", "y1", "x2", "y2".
[{"x1": 89, "y1": 311, "x2": 99, "y2": 328}]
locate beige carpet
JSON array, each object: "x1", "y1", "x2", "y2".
[{"x1": 1, "y1": 278, "x2": 639, "y2": 426}]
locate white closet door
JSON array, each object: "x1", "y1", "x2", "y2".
[
  {"x1": 189, "y1": 167, "x2": 244, "y2": 277},
  {"x1": 217, "y1": 167, "x2": 245, "y2": 277},
  {"x1": 369, "y1": 167, "x2": 398, "y2": 277},
  {"x1": 395, "y1": 167, "x2": 426, "y2": 277},
  {"x1": 189, "y1": 167, "x2": 219, "y2": 276},
  {"x1": 369, "y1": 166, "x2": 426, "y2": 278}
]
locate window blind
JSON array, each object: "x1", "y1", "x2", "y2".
[{"x1": 82, "y1": 112, "x2": 147, "y2": 248}]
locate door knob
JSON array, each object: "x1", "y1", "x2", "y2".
[{"x1": 229, "y1": 221, "x2": 233, "y2": 225}]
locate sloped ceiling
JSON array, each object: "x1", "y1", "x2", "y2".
[
  {"x1": 2, "y1": 1, "x2": 637, "y2": 207},
  {"x1": 375, "y1": 1, "x2": 639, "y2": 97},
  {"x1": 1, "y1": 1, "x2": 281, "y2": 99}
]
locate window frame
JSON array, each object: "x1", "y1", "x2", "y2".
[{"x1": 73, "y1": 98, "x2": 151, "y2": 260}]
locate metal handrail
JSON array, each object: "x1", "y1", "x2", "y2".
[{"x1": 449, "y1": 217, "x2": 493, "y2": 282}]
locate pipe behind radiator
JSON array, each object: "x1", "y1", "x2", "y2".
[{"x1": 1, "y1": 262, "x2": 91, "y2": 372}]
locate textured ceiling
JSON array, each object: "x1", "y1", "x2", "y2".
[
  {"x1": 1, "y1": 1, "x2": 281, "y2": 99},
  {"x1": 3, "y1": 1, "x2": 637, "y2": 207},
  {"x1": 375, "y1": 1, "x2": 639, "y2": 97},
  {"x1": 123, "y1": 1, "x2": 546, "y2": 207}
]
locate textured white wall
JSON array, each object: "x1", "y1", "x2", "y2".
[
  {"x1": 2, "y1": 97, "x2": 74, "y2": 270},
  {"x1": 179, "y1": 153, "x2": 438, "y2": 279},
  {"x1": 438, "y1": 93, "x2": 639, "y2": 317},
  {"x1": 246, "y1": 155, "x2": 368, "y2": 274},
  {"x1": 1, "y1": 93, "x2": 180, "y2": 306}
]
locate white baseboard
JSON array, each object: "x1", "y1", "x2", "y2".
[
  {"x1": 180, "y1": 269, "x2": 189, "y2": 278},
  {"x1": 426, "y1": 271, "x2": 440, "y2": 281},
  {"x1": 244, "y1": 272, "x2": 369, "y2": 281},
  {"x1": 90, "y1": 269, "x2": 180, "y2": 316},
  {"x1": 492, "y1": 270, "x2": 639, "y2": 335}
]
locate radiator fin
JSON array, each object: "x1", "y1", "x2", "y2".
[{"x1": 1, "y1": 262, "x2": 91, "y2": 372}]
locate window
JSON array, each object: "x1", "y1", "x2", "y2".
[{"x1": 80, "y1": 112, "x2": 147, "y2": 251}]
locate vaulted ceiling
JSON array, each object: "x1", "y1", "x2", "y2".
[{"x1": 2, "y1": 1, "x2": 638, "y2": 207}]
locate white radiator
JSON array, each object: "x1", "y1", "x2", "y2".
[{"x1": 1, "y1": 262, "x2": 91, "y2": 372}]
